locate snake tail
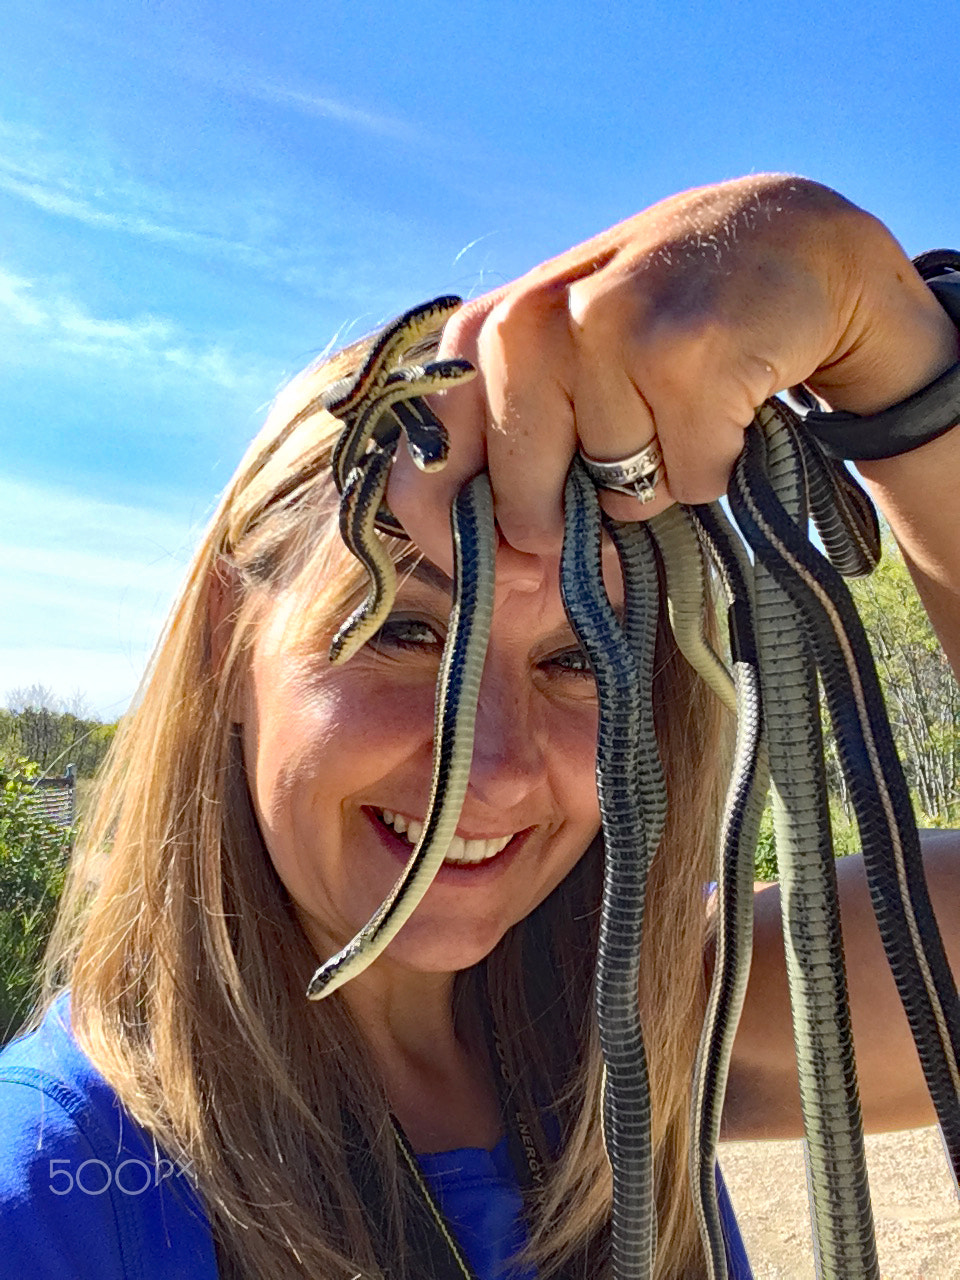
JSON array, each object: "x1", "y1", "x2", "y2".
[
  {"x1": 685, "y1": 501, "x2": 767, "y2": 1280},
  {"x1": 749, "y1": 412, "x2": 879, "y2": 1279},
  {"x1": 329, "y1": 441, "x2": 400, "y2": 666}
]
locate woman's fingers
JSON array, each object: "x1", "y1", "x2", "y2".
[
  {"x1": 388, "y1": 278, "x2": 768, "y2": 565},
  {"x1": 564, "y1": 271, "x2": 669, "y2": 520},
  {"x1": 386, "y1": 174, "x2": 940, "y2": 569},
  {"x1": 474, "y1": 285, "x2": 578, "y2": 554},
  {"x1": 388, "y1": 284, "x2": 573, "y2": 567}
]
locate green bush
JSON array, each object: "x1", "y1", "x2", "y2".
[{"x1": 0, "y1": 759, "x2": 71, "y2": 1043}]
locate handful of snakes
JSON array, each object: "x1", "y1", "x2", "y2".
[{"x1": 306, "y1": 295, "x2": 960, "y2": 1280}]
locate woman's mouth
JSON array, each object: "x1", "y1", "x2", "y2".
[{"x1": 364, "y1": 806, "x2": 528, "y2": 874}]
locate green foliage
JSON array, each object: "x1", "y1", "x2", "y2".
[
  {"x1": 752, "y1": 528, "x2": 957, "y2": 880},
  {"x1": 847, "y1": 532, "x2": 960, "y2": 824},
  {"x1": 0, "y1": 760, "x2": 71, "y2": 1043},
  {"x1": 753, "y1": 806, "x2": 778, "y2": 882},
  {"x1": 0, "y1": 703, "x2": 117, "y2": 779}
]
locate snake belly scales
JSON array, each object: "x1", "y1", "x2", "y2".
[{"x1": 303, "y1": 297, "x2": 960, "y2": 1280}]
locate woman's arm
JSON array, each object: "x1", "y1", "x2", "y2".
[
  {"x1": 389, "y1": 173, "x2": 960, "y2": 589},
  {"x1": 723, "y1": 830, "x2": 960, "y2": 1141},
  {"x1": 858, "y1": 436, "x2": 960, "y2": 680}
]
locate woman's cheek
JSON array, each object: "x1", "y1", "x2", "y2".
[
  {"x1": 337, "y1": 670, "x2": 439, "y2": 756},
  {"x1": 544, "y1": 699, "x2": 602, "y2": 823},
  {"x1": 293, "y1": 660, "x2": 437, "y2": 744}
]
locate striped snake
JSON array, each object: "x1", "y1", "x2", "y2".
[{"x1": 305, "y1": 298, "x2": 960, "y2": 1278}]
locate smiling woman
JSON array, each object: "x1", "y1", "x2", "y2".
[
  {"x1": 0, "y1": 174, "x2": 959, "y2": 1280},
  {"x1": 0, "y1": 307, "x2": 726, "y2": 1279}
]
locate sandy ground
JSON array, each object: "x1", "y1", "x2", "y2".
[{"x1": 719, "y1": 1127, "x2": 960, "y2": 1278}]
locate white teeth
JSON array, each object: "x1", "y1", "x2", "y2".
[
  {"x1": 442, "y1": 829, "x2": 512, "y2": 863},
  {"x1": 447, "y1": 835, "x2": 468, "y2": 861},
  {"x1": 376, "y1": 810, "x2": 513, "y2": 864}
]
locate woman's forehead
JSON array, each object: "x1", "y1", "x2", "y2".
[{"x1": 394, "y1": 542, "x2": 627, "y2": 613}]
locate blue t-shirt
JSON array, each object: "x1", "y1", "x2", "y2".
[
  {"x1": 421, "y1": 1140, "x2": 752, "y2": 1279},
  {"x1": 0, "y1": 994, "x2": 215, "y2": 1278},
  {"x1": 417, "y1": 1137, "x2": 537, "y2": 1279},
  {"x1": 0, "y1": 995, "x2": 752, "y2": 1278}
]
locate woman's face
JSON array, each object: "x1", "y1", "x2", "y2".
[{"x1": 238, "y1": 547, "x2": 614, "y2": 977}]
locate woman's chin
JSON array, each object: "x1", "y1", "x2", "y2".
[
  {"x1": 294, "y1": 880, "x2": 516, "y2": 981},
  {"x1": 380, "y1": 922, "x2": 505, "y2": 976}
]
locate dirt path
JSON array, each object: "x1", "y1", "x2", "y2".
[{"x1": 719, "y1": 1127, "x2": 960, "y2": 1278}]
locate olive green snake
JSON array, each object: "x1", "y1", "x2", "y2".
[{"x1": 304, "y1": 297, "x2": 960, "y2": 1279}]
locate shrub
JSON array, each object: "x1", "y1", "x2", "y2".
[{"x1": 0, "y1": 760, "x2": 71, "y2": 1043}]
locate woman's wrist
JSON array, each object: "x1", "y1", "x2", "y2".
[
  {"x1": 798, "y1": 208, "x2": 960, "y2": 418},
  {"x1": 793, "y1": 237, "x2": 960, "y2": 673},
  {"x1": 854, "y1": 409, "x2": 960, "y2": 681},
  {"x1": 803, "y1": 259, "x2": 960, "y2": 461}
]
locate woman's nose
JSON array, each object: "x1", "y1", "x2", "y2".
[{"x1": 464, "y1": 666, "x2": 546, "y2": 810}]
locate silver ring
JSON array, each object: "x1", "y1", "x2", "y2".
[{"x1": 578, "y1": 438, "x2": 664, "y2": 505}]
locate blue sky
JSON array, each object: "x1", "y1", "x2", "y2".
[{"x1": 3, "y1": 0, "x2": 958, "y2": 721}]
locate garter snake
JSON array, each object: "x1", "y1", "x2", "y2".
[{"x1": 306, "y1": 298, "x2": 960, "y2": 1279}]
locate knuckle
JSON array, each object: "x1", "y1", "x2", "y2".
[
  {"x1": 567, "y1": 275, "x2": 635, "y2": 350},
  {"x1": 481, "y1": 283, "x2": 561, "y2": 358},
  {"x1": 746, "y1": 173, "x2": 855, "y2": 218},
  {"x1": 497, "y1": 508, "x2": 563, "y2": 556},
  {"x1": 436, "y1": 297, "x2": 487, "y2": 359}
]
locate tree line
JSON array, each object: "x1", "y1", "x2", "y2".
[
  {"x1": 0, "y1": 685, "x2": 118, "y2": 780},
  {"x1": 754, "y1": 528, "x2": 959, "y2": 879},
  {"x1": 0, "y1": 687, "x2": 119, "y2": 1040},
  {"x1": 846, "y1": 535, "x2": 960, "y2": 826}
]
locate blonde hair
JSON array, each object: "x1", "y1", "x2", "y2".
[{"x1": 40, "y1": 328, "x2": 729, "y2": 1278}]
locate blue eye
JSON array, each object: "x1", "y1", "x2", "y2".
[{"x1": 370, "y1": 616, "x2": 443, "y2": 652}]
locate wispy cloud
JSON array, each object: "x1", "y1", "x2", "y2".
[
  {"x1": 239, "y1": 78, "x2": 422, "y2": 146},
  {"x1": 0, "y1": 474, "x2": 203, "y2": 588},
  {"x1": 0, "y1": 264, "x2": 275, "y2": 394},
  {"x1": 0, "y1": 168, "x2": 266, "y2": 262},
  {"x1": 0, "y1": 114, "x2": 425, "y2": 311},
  {"x1": 128, "y1": 28, "x2": 424, "y2": 146},
  {"x1": 0, "y1": 120, "x2": 275, "y2": 265}
]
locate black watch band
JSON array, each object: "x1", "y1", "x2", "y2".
[{"x1": 801, "y1": 249, "x2": 960, "y2": 462}]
